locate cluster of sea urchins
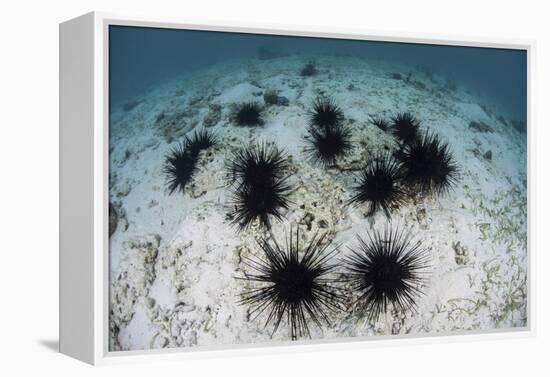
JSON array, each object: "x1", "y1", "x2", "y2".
[
  {"x1": 348, "y1": 111, "x2": 458, "y2": 218},
  {"x1": 159, "y1": 77, "x2": 457, "y2": 340},
  {"x1": 235, "y1": 101, "x2": 455, "y2": 339},
  {"x1": 387, "y1": 112, "x2": 458, "y2": 195},
  {"x1": 226, "y1": 143, "x2": 293, "y2": 230},
  {"x1": 304, "y1": 96, "x2": 352, "y2": 167},
  {"x1": 239, "y1": 225, "x2": 429, "y2": 339}
]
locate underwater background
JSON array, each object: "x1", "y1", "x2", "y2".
[
  {"x1": 109, "y1": 26, "x2": 527, "y2": 124},
  {"x1": 108, "y1": 25, "x2": 528, "y2": 351}
]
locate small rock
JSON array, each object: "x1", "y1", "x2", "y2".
[
  {"x1": 152, "y1": 335, "x2": 169, "y2": 348},
  {"x1": 511, "y1": 119, "x2": 526, "y2": 133},
  {"x1": 388, "y1": 72, "x2": 403, "y2": 80},
  {"x1": 203, "y1": 104, "x2": 222, "y2": 128},
  {"x1": 143, "y1": 137, "x2": 159, "y2": 149},
  {"x1": 188, "y1": 95, "x2": 203, "y2": 106},
  {"x1": 145, "y1": 297, "x2": 156, "y2": 309},
  {"x1": 276, "y1": 96, "x2": 289, "y2": 106},
  {"x1": 416, "y1": 207, "x2": 429, "y2": 229},
  {"x1": 469, "y1": 120, "x2": 494, "y2": 133},
  {"x1": 109, "y1": 202, "x2": 118, "y2": 237},
  {"x1": 121, "y1": 149, "x2": 131, "y2": 164},
  {"x1": 117, "y1": 181, "x2": 131, "y2": 197},
  {"x1": 122, "y1": 99, "x2": 142, "y2": 112},
  {"x1": 263, "y1": 90, "x2": 278, "y2": 105},
  {"x1": 190, "y1": 187, "x2": 207, "y2": 199},
  {"x1": 452, "y1": 241, "x2": 470, "y2": 265},
  {"x1": 412, "y1": 80, "x2": 426, "y2": 90},
  {"x1": 148, "y1": 200, "x2": 159, "y2": 208},
  {"x1": 301, "y1": 212, "x2": 315, "y2": 231},
  {"x1": 318, "y1": 219, "x2": 328, "y2": 229},
  {"x1": 120, "y1": 216, "x2": 129, "y2": 232},
  {"x1": 154, "y1": 110, "x2": 194, "y2": 142},
  {"x1": 188, "y1": 331, "x2": 198, "y2": 346},
  {"x1": 177, "y1": 303, "x2": 196, "y2": 313},
  {"x1": 483, "y1": 150, "x2": 492, "y2": 161}
]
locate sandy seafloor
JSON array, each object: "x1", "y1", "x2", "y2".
[{"x1": 108, "y1": 54, "x2": 528, "y2": 351}]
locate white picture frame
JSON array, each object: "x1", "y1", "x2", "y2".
[{"x1": 59, "y1": 11, "x2": 535, "y2": 365}]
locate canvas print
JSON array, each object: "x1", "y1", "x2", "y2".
[{"x1": 108, "y1": 25, "x2": 528, "y2": 351}]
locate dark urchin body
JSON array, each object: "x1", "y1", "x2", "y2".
[
  {"x1": 343, "y1": 227, "x2": 429, "y2": 322},
  {"x1": 239, "y1": 227, "x2": 344, "y2": 340},
  {"x1": 232, "y1": 102, "x2": 264, "y2": 127},
  {"x1": 308, "y1": 96, "x2": 345, "y2": 129},
  {"x1": 391, "y1": 112, "x2": 420, "y2": 145},
  {"x1": 304, "y1": 123, "x2": 353, "y2": 167},
  {"x1": 348, "y1": 153, "x2": 407, "y2": 218},
  {"x1": 397, "y1": 131, "x2": 458, "y2": 195},
  {"x1": 227, "y1": 143, "x2": 291, "y2": 189},
  {"x1": 226, "y1": 143, "x2": 292, "y2": 230},
  {"x1": 229, "y1": 177, "x2": 292, "y2": 229}
]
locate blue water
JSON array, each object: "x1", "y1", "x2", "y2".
[{"x1": 109, "y1": 25, "x2": 527, "y2": 124}]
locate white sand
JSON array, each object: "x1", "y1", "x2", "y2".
[{"x1": 108, "y1": 54, "x2": 527, "y2": 351}]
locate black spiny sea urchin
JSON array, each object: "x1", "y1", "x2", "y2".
[
  {"x1": 343, "y1": 227, "x2": 429, "y2": 322},
  {"x1": 397, "y1": 131, "x2": 458, "y2": 195},
  {"x1": 348, "y1": 153, "x2": 407, "y2": 218},
  {"x1": 304, "y1": 124, "x2": 352, "y2": 167},
  {"x1": 239, "y1": 227, "x2": 344, "y2": 340},
  {"x1": 232, "y1": 102, "x2": 264, "y2": 127},
  {"x1": 308, "y1": 96, "x2": 345, "y2": 129},
  {"x1": 163, "y1": 129, "x2": 217, "y2": 195},
  {"x1": 230, "y1": 178, "x2": 291, "y2": 229},
  {"x1": 391, "y1": 112, "x2": 420, "y2": 145},
  {"x1": 227, "y1": 143, "x2": 290, "y2": 189},
  {"x1": 227, "y1": 143, "x2": 292, "y2": 229}
]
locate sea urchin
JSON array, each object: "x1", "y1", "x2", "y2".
[
  {"x1": 308, "y1": 96, "x2": 345, "y2": 129},
  {"x1": 304, "y1": 123, "x2": 352, "y2": 167},
  {"x1": 229, "y1": 178, "x2": 292, "y2": 230},
  {"x1": 239, "y1": 227, "x2": 344, "y2": 339},
  {"x1": 391, "y1": 112, "x2": 420, "y2": 145},
  {"x1": 397, "y1": 131, "x2": 459, "y2": 195},
  {"x1": 348, "y1": 153, "x2": 407, "y2": 218},
  {"x1": 343, "y1": 227, "x2": 429, "y2": 322},
  {"x1": 227, "y1": 143, "x2": 290, "y2": 189},
  {"x1": 232, "y1": 102, "x2": 264, "y2": 127}
]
